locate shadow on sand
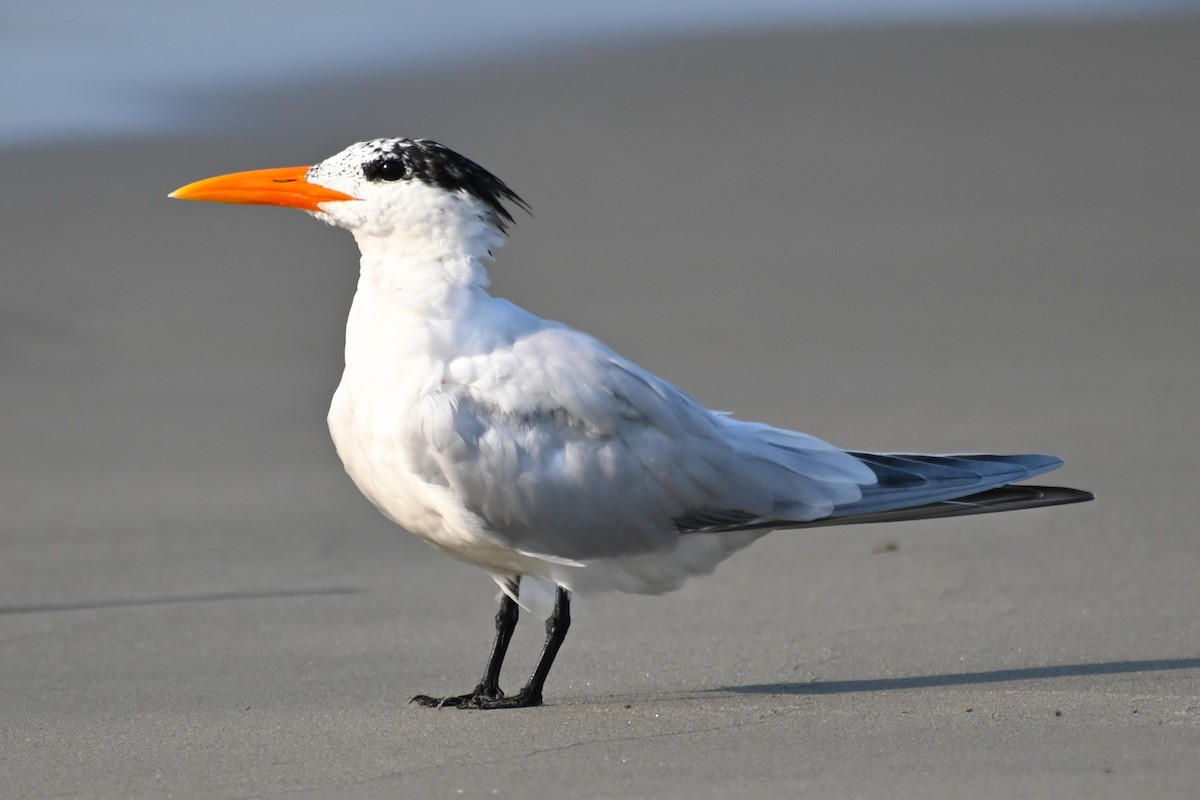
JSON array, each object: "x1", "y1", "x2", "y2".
[
  {"x1": 0, "y1": 587, "x2": 362, "y2": 615},
  {"x1": 722, "y1": 658, "x2": 1200, "y2": 695}
]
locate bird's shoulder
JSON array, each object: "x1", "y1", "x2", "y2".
[{"x1": 442, "y1": 303, "x2": 717, "y2": 439}]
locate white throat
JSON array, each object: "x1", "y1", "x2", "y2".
[
  {"x1": 329, "y1": 184, "x2": 515, "y2": 397},
  {"x1": 344, "y1": 189, "x2": 502, "y2": 307}
]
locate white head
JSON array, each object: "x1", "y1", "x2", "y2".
[
  {"x1": 303, "y1": 138, "x2": 527, "y2": 237},
  {"x1": 170, "y1": 137, "x2": 529, "y2": 271}
]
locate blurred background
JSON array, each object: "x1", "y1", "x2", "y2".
[
  {"x1": 3, "y1": 2, "x2": 1199, "y2": 798},
  {"x1": 2, "y1": 0, "x2": 1190, "y2": 146}
]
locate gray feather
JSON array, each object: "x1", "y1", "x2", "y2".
[{"x1": 703, "y1": 484, "x2": 1095, "y2": 532}]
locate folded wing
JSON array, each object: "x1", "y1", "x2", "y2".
[{"x1": 413, "y1": 321, "x2": 1086, "y2": 560}]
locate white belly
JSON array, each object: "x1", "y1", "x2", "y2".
[
  {"x1": 327, "y1": 377, "x2": 556, "y2": 578},
  {"x1": 328, "y1": 380, "x2": 430, "y2": 530}
]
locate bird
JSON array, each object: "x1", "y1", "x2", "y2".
[{"x1": 170, "y1": 137, "x2": 1093, "y2": 709}]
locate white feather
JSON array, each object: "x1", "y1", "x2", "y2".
[{"x1": 307, "y1": 138, "x2": 1062, "y2": 599}]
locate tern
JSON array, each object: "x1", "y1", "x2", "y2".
[{"x1": 171, "y1": 138, "x2": 1092, "y2": 709}]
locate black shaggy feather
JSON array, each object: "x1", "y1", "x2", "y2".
[{"x1": 361, "y1": 138, "x2": 530, "y2": 231}]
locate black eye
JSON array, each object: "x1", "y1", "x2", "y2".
[{"x1": 363, "y1": 157, "x2": 408, "y2": 182}]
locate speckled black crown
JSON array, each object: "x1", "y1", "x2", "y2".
[{"x1": 360, "y1": 138, "x2": 530, "y2": 230}]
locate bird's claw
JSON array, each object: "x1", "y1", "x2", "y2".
[
  {"x1": 409, "y1": 687, "x2": 542, "y2": 709},
  {"x1": 408, "y1": 692, "x2": 482, "y2": 709}
]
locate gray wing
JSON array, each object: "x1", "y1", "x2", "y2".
[
  {"x1": 692, "y1": 484, "x2": 1094, "y2": 532},
  {"x1": 410, "y1": 325, "x2": 874, "y2": 561},
  {"x1": 673, "y1": 452, "x2": 1088, "y2": 533},
  {"x1": 412, "y1": 324, "x2": 1087, "y2": 561}
]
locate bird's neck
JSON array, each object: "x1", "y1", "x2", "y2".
[
  {"x1": 352, "y1": 226, "x2": 496, "y2": 315},
  {"x1": 342, "y1": 220, "x2": 507, "y2": 387}
]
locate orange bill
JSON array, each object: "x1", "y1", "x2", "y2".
[{"x1": 169, "y1": 166, "x2": 357, "y2": 211}]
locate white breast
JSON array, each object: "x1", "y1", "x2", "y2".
[{"x1": 327, "y1": 284, "x2": 557, "y2": 577}]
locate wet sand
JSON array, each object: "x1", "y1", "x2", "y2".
[{"x1": 2, "y1": 17, "x2": 1199, "y2": 799}]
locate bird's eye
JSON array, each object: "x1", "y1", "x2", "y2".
[{"x1": 363, "y1": 157, "x2": 408, "y2": 182}]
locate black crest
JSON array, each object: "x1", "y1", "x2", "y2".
[{"x1": 361, "y1": 139, "x2": 530, "y2": 230}]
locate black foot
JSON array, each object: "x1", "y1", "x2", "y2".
[{"x1": 409, "y1": 688, "x2": 542, "y2": 709}]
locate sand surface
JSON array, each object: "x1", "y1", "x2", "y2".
[{"x1": 2, "y1": 17, "x2": 1199, "y2": 800}]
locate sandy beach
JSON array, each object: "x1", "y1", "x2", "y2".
[{"x1": 2, "y1": 16, "x2": 1199, "y2": 799}]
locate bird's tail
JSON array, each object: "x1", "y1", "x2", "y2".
[
  {"x1": 780, "y1": 483, "x2": 1093, "y2": 529},
  {"x1": 699, "y1": 453, "x2": 1092, "y2": 533},
  {"x1": 839, "y1": 452, "x2": 1070, "y2": 515}
]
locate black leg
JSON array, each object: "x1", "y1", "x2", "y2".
[
  {"x1": 410, "y1": 579, "x2": 520, "y2": 708},
  {"x1": 515, "y1": 586, "x2": 571, "y2": 705},
  {"x1": 410, "y1": 583, "x2": 572, "y2": 710},
  {"x1": 464, "y1": 586, "x2": 571, "y2": 709},
  {"x1": 476, "y1": 585, "x2": 520, "y2": 698}
]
